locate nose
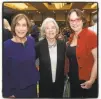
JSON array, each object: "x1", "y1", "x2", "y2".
[
  {"x1": 18, "y1": 25, "x2": 22, "y2": 29},
  {"x1": 72, "y1": 21, "x2": 77, "y2": 24},
  {"x1": 19, "y1": 25, "x2": 25, "y2": 30},
  {"x1": 49, "y1": 28, "x2": 53, "y2": 32}
]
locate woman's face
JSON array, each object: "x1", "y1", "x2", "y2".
[
  {"x1": 15, "y1": 18, "x2": 28, "y2": 38},
  {"x1": 69, "y1": 11, "x2": 83, "y2": 33},
  {"x1": 45, "y1": 22, "x2": 57, "y2": 39}
]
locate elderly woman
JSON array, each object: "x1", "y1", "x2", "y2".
[
  {"x1": 35, "y1": 17, "x2": 66, "y2": 98},
  {"x1": 66, "y1": 9, "x2": 97, "y2": 98},
  {"x1": 3, "y1": 14, "x2": 39, "y2": 98}
]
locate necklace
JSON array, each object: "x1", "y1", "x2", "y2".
[
  {"x1": 48, "y1": 42, "x2": 57, "y2": 48},
  {"x1": 47, "y1": 38, "x2": 57, "y2": 48}
]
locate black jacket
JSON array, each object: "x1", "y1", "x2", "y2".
[{"x1": 35, "y1": 38, "x2": 66, "y2": 97}]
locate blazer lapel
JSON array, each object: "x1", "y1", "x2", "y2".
[
  {"x1": 42, "y1": 39, "x2": 52, "y2": 80},
  {"x1": 55, "y1": 40, "x2": 61, "y2": 81}
]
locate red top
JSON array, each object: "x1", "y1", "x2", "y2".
[{"x1": 68, "y1": 28, "x2": 97, "y2": 80}]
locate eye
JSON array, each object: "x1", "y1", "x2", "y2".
[
  {"x1": 16, "y1": 23, "x2": 20, "y2": 26},
  {"x1": 69, "y1": 18, "x2": 81, "y2": 23},
  {"x1": 22, "y1": 24, "x2": 27, "y2": 27},
  {"x1": 46, "y1": 27, "x2": 49, "y2": 30}
]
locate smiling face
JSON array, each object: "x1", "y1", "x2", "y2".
[
  {"x1": 69, "y1": 11, "x2": 83, "y2": 33},
  {"x1": 45, "y1": 21, "x2": 57, "y2": 39},
  {"x1": 15, "y1": 18, "x2": 28, "y2": 38}
]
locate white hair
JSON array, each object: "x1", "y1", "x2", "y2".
[
  {"x1": 3, "y1": 18, "x2": 11, "y2": 31},
  {"x1": 40, "y1": 17, "x2": 59, "y2": 37}
]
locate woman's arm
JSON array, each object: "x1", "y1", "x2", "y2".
[
  {"x1": 3, "y1": 45, "x2": 12, "y2": 97},
  {"x1": 89, "y1": 47, "x2": 97, "y2": 83},
  {"x1": 81, "y1": 47, "x2": 97, "y2": 89}
]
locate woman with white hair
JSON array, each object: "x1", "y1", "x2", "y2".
[{"x1": 35, "y1": 17, "x2": 66, "y2": 98}]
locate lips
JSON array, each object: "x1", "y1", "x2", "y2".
[
  {"x1": 72, "y1": 25, "x2": 78, "y2": 28},
  {"x1": 18, "y1": 32, "x2": 25, "y2": 34},
  {"x1": 49, "y1": 34, "x2": 55, "y2": 36}
]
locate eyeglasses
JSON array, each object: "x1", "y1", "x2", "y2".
[{"x1": 69, "y1": 18, "x2": 81, "y2": 23}]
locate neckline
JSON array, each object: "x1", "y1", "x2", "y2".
[
  {"x1": 10, "y1": 37, "x2": 28, "y2": 45},
  {"x1": 70, "y1": 46, "x2": 76, "y2": 47},
  {"x1": 48, "y1": 43, "x2": 57, "y2": 48},
  {"x1": 69, "y1": 44, "x2": 76, "y2": 47}
]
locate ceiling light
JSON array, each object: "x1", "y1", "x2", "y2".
[
  {"x1": 91, "y1": 3, "x2": 97, "y2": 8},
  {"x1": 52, "y1": 3, "x2": 65, "y2": 9},
  {"x1": 4, "y1": 3, "x2": 28, "y2": 10}
]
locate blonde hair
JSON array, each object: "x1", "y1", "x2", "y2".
[
  {"x1": 40, "y1": 17, "x2": 59, "y2": 38},
  {"x1": 3, "y1": 18, "x2": 11, "y2": 31}
]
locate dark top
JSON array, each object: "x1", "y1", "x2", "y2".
[
  {"x1": 3, "y1": 28, "x2": 12, "y2": 42},
  {"x1": 66, "y1": 45, "x2": 79, "y2": 83},
  {"x1": 3, "y1": 36, "x2": 40, "y2": 97}
]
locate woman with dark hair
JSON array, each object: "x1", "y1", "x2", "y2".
[
  {"x1": 66, "y1": 9, "x2": 97, "y2": 98},
  {"x1": 3, "y1": 14, "x2": 39, "y2": 98}
]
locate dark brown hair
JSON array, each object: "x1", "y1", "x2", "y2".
[
  {"x1": 67, "y1": 8, "x2": 88, "y2": 29},
  {"x1": 11, "y1": 13, "x2": 31, "y2": 36}
]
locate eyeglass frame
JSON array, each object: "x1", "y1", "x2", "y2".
[{"x1": 69, "y1": 18, "x2": 82, "y2": 23}]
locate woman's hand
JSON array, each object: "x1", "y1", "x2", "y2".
[
  {"x1": 8, "y1": 95, "x2": 15, "y2": 98},
  {"x1": 80, "y1": 80, "x2": 94, "y2": 89}
]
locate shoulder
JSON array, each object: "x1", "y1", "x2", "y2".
[
  {"x1": 35, "y1": 38, "x2": 45, "y2": 48},
  {"x1": 85, "y1": 28, "x2": 97, "y2": 49},
  {"x1": 3, "y1": 39, "x2": 13, "y2": 53},
  {"x1": 57, "y1": 39, "x2": 65, "y2": 44},
  {"x1": 4, "y1": 39, "x2": 12, "y2": 48},
  {"x1": 57, "y1": 40, "x2": 66, "y2": 49},
  {"x1": 84, "y1": 28, "x2": 97, "y2": 47},
  {"x1": 79, "y1": 28, "x2": 97, "y2": 40},
  {"x1": 86, "y1": 28, "x2": 97, "y2": 38},
  {"x1": 27, "y1": 36, "x2": 35, "y2": 41},
  {"x1": 27, "y1": 36, "x2": 35, "y2": 44}
]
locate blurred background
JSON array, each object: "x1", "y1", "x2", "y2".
[
  {"x1": 3, "y1": 2, "x2": 98, "y2": 42},
  {"x1": 3, "y1": 2, "x2": 97, "y2": 27}
]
